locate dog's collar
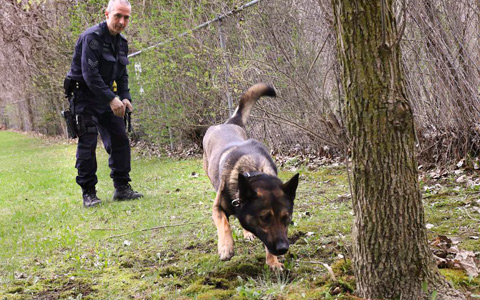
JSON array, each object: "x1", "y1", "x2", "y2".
[
  {"x1": 231, "y1": 171, "x2": 264, "y2": 207},
  {"x1": 242, "y1": 171, "x2": 263, "y2": 178},
  {"x1": 231, "y1": 198, "x2": 241, "y2": 207}
]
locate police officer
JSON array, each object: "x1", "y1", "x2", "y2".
[{"x1": 66, "y1": 0, "x2": 142, "y2": 207}]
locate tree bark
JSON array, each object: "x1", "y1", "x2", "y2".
[{"x1": 331, "y1": 1, "x2": 465, "y2": 299}]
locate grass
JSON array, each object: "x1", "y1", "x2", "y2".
[{"x1": 0, "y1": 130, "x2": 479, "y2": 299}]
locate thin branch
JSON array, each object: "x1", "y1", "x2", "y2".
[
  {"x1": 391, "y1": 0, "x2": 408, "y2": 48},
  {"x1": 103, "y1": 222, "x2": 201, "y2": 240},
  {"x1": 252, "y1": 108, "x2": 341, "y2": 148},
  {"x1": 307, "y1": 33, "x2": 331, "y2": 79},
  {"x1": 381, "y1": 0, "x2": 387, "y2": 47},
  {"x1": 303, "y1": 261, "x2": 337, "y2": 281}
]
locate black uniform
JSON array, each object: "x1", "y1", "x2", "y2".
[{"x1": 67, "y1": 21, "x2": 131, "y2": 190}]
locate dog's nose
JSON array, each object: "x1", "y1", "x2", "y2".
[{"x1": 275, "y1": 240, "x2": 289, "y2": 255}]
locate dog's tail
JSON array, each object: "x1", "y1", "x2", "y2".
[{"x1": 226, "y1": 83, "x2": 276, "y2": 127}]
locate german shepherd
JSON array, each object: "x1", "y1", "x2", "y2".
[{"x1": 202, "y1": 83, "x2": 299, "y2": 269}]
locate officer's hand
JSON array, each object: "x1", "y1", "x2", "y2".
[
  {"x1": 122, "y1": 99, "x2": 133, "y2": 113},
  {"x1": 110, "y1": 97, "x2": 126, "y2": 117}
]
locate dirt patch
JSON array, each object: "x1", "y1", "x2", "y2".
[{"x1": 34, "y1": 278, "x2": 95, "y2": 299}]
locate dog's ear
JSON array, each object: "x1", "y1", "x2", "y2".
[
  {"x1": 282, "y1": 173, "x2": 299, "y2": 201},
  {"x1": 238, "y1": 173, "x2": 256, "y2": 201}
]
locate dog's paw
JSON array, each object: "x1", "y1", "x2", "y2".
[
  {"x1": 243, "y1": 230, "x2": 255, "y2": 241},
  {"x1": 218, "y1": 245, "x2": 234, "y2": 261},
  {"x1": 267, "y1": 261, "x2": 284, "y2": 270},
  {"x1": 266, "y1": 252, "x2": 283, "y2": 270}
]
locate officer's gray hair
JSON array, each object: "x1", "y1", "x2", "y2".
[{"x1": 107, "y1": 0, "x2": 131, "y2": 12}]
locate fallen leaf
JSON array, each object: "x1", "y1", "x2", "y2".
[
  {"x1": 454, "y1": 250, "x2": 479, "y2": 278},
  {"x1": 456, "y1": 175, "x2": 467, "y2": 183},
  {"x1": 474, "y1": 160, "x2": 480, "y2": 170},
  {"x1": 430, "y1": 236, "x2": 479, "y2": 278}
]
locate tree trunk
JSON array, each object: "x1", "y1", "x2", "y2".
[{"x1": 331, "y1": 1, "x2": 465, "y2": 299}]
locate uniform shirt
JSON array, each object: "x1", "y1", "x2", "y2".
[{"x1": 67, "y1": 21, "x2": 131, "y2": 105}]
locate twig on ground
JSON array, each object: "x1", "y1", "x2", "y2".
[
  {"x1": 462, "y1": 207, "x2": 480, "y2": 222},
  {"x1": 304, "y1": 261, "x2": 337, "y2": 281},
  {"x1": 102, "y1": 222, "x2": 201, "y2": 240}
]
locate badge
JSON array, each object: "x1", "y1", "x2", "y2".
[{"x1": 89, "y1": 39, "x2": 100, "y2": 50}]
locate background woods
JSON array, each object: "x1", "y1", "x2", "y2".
[{"x1": 1, "y1": 0, "x2": 480, "y2": 166}]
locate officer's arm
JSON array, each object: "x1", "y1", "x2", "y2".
[
  {"x1": 80, "y1": 34, "x2": 117, "y2": 104},
  {"x1": 116, "y1": 38, "x2": 132, "y2": 102},
  {"x1": 116, "y1": 63, "x2": 131, "y2": 102}
]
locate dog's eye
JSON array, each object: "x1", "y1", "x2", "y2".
[
  {"x1": 260, "y1": 213, "x2": 272, "y2": 224},
  {"x1": 282, "y1": 215, "x2": 291, "y2": 225}
]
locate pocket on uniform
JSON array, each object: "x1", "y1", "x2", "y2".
[
  {"x1": 75, "y1": 106, "x2": 85, "y2": 114},
  {"x1": 102, "y1": 52, "x2": 116, "y2": 62},
  {"x1": 118, "y1": 55, "x2": 129, "y2": 65},
  {"x1": 100, "y1": 52, "x2": 116, "y2": 79}
]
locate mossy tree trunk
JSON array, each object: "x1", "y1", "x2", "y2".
[{"x1": 331, "y1": 1, "x2": 465, "y2": 299}]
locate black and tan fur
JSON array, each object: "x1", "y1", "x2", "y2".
[{"x1": 203, "y1": 83, "x2": 299, "y2": 269}]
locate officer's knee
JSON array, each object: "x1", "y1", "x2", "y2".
[{"x1": 77, "y1": 114, "x2": 98, "y2": 137}]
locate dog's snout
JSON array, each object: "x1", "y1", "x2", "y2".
[{"x1": 274, "y1": 240, "x2": 289, "y2": 255}]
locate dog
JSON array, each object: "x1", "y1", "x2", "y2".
[{"x1": 202, "y1": 83, "x2": 299, "y2": 269}]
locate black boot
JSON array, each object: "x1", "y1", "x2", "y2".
[
  {"x1": 113, "y1": 184, "x2": 143, "y2": 201},
  {"x1": 82, "y1": 188, "x2": 101, "y2": 208}
]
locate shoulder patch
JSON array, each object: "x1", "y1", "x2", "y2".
[
  {"x1": 88, "y1": 58, "x2": 98, "y2": 68},
  {"x1": 89, "y1": 39, "x2": 100, "y2": 50}
]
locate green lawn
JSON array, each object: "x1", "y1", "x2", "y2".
[{"x1": 0, "y1": 130, "x2": 478, "y2": 299}]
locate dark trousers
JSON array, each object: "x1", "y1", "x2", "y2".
[{"x1": 75, "y1": 106, "x2": 131, "y2": 189}]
